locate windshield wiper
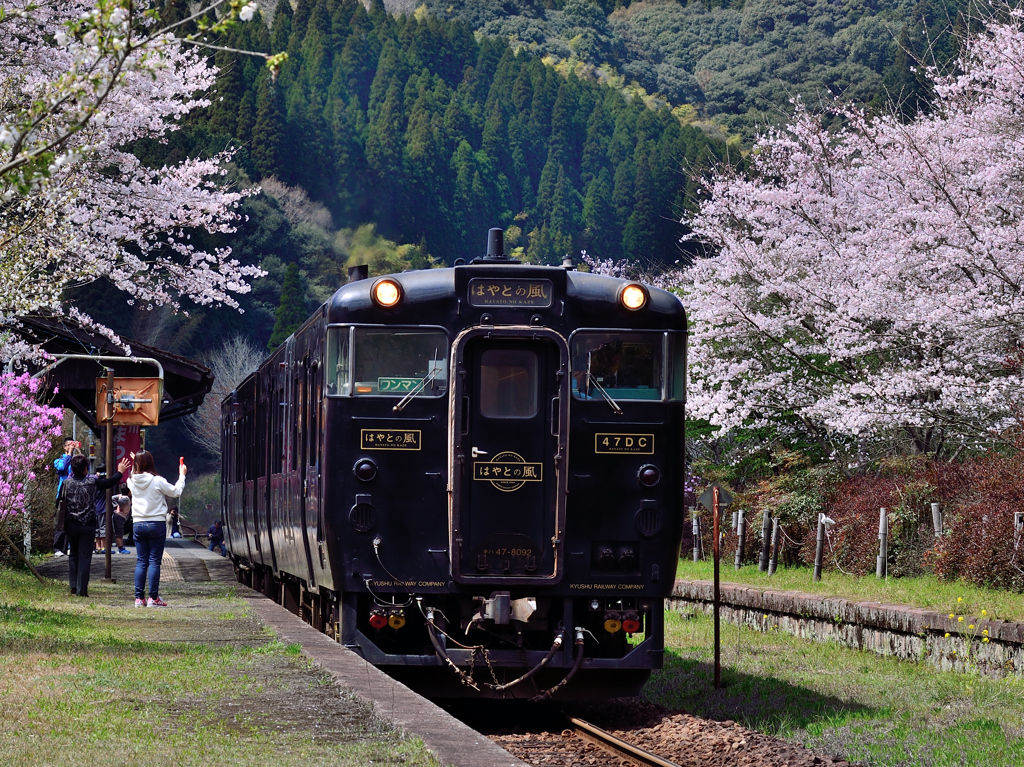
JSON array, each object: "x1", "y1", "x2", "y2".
[
  {"x1": 586, "y1": 351, "x2": 622, "y2": 414},
  {"x1": 586, "y1": 373, "x2": 623, "y2": 415},
  {"x1": 393, "y1": 350, "x2": 443, "y2": 413}
]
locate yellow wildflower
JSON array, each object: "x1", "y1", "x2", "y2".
[
  {"x1": 944, "y1": 633, "x2": 950, "y2": 638},
  {"x1": 983, "y1": 638, "x2": 989, "y2": 643},
  {"x1": 949, "y1": 613, "x2": 955, "y2": 618},
  {"x1": 969, "y1": 624, "x2": 975, "y2": 629},
  {"x1": 983, "y1": 629, "x2": 989, "y2": 636},
  {"x1": 981, "y1": 610, "x2": 987, "y2": 616},
  {"x1": 958, "y1": 616, "x2": 964, "y2": 622},
  {"x1": 957, "y1": 597, "x2": 963, "y2": 603}
]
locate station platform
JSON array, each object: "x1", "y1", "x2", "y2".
[{"x1": 36, "y1": 539, "x2": 525, "y2": 767}]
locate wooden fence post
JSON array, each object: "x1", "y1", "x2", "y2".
[{"x1": 876, "y1": 507, "x2": 888, "y2": 579}]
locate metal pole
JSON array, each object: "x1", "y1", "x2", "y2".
[
  {"x1": 734, "y1": 510, "x2": 746, "y2": 570},
  {"x1": 758, "y1": 508, "x2": 772, "y2": 572},
  {"x1": 813, "y1": 512, "x2": 826, "y2": 581},
  {"x1": 692, "y1": 512, "x2": 701, "y2": 562},
  {"x1": 1014, "y1": 512, "x2": 1023, "y2": 550},
  {"x1": 713, "y1": 486, "x2": 721, "y2": 690},
  {"x1": 876, "y1": 507, "x2": 888, "y2": 579},
  {"x1": 104, "y1": 368, "x2": 115, "y2": 582},
  {"x1": 768, "y1": 518, "x2": 780, "y2": 576},
  {"x1": 931, "y1": 503, "x2": 943, "y2": 538}
]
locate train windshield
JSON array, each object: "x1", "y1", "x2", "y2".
[
  {"x1": 326, "y1": 326, "x2": 448, "y2": 397},
  {"x1": 570, "y1": 331, "x2": 684, "y2": 402}
]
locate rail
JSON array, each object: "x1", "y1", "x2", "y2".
[{"x1": 568, "y1": 716, "x2": 684, "y2": 767}]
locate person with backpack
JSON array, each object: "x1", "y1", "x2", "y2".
[
  {"x1": 128, "y1": 451, "x2": 186, "y2": 608},
  {"x1": 62, "y1": 454, "x2": 130, "y2": 597}
]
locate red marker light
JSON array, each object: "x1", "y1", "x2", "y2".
[
  {"x1": 179, "y1": 456, "x2": 184, "y2": 466},
  {"x1": 368, "y1": 613, "x2": 388, "y2": 630},
  {"x1": 622, "y1": 619, "x2": 641, "y2": 634}
]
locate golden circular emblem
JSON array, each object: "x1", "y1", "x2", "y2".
[{"x1": 487, "y1": 451, "x2": 529, "y2": 493}]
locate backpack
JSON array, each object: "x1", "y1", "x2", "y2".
[{"x1": 62, "y1": 476, "x2": 98, "y2": 525}]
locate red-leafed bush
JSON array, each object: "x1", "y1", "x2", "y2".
[
  {"x1": 925, "y1": 455, "x2": 1024, "y2": 591},
  {"x1": 803, "y1": 455, "x2": 1024, "y2": 590}
]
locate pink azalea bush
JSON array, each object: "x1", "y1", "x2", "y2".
[{"x1": 0, "y1": 374, "x2": 62, "y2": 538}]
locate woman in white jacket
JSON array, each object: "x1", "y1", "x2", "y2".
[{"x1": 129, "y1": 451, "x2": 186, "y2": 607}]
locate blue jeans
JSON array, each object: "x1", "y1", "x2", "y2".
[{"x1": 134, "y1": 521, "x2": 166, "y2": 600}]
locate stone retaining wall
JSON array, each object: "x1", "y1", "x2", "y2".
[{"x1": 668, "y1": 580, "x2": 1024, "y2": 677}]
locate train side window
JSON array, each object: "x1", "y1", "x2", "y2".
[
  {"x1": 668, "y1": 332, "x2": 686, "y2": 402},
  {"x1": 326, "y1": 327, "x2": 351, "y2": 395},
  {"x1": 570, "y1": 332, "x2": 664, "y2": 401},
  {"x1": 479, "y1": 349, "x2": 538, "y2": 418}
]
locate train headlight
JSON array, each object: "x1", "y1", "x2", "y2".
[
  {"x1": 618, "y1": 283, "x2": 648, "y2": 311},
  {"x1": 372, "y1": 278, "x2": 402, "y2": 308}
]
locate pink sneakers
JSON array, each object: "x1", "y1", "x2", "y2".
[
  {"x1": 147, "y1": 597, "x2": 168, "y2": 607},
  {"x1": 134, "y1": 598, "x2": 144, "y2": 608}
]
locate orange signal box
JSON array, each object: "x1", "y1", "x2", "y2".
[{"x1": 96, "y1": 377, "x2": 163, "y2": 426}]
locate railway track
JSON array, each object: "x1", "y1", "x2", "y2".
[
  {"x1": 568, "y1": 715, "x2": 683, "y2": 767},
  {"x1": 480, "y1": 699, "x2": 859, "y2": 767}
]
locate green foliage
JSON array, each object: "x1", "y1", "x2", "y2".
[
  {"x1": 268, "y1": 263, "x2": 307, "y2": 349},
  {"x1": 176, "y1": 471, "x2": 223, "y2": 530}
]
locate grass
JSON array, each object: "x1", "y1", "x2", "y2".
[
  {"x1": 645, "y1": 609, "x2": 1024, "y2": 767},
  {"x1": 0, "y1": 567, "x2": 439, "y2": 767},
  {"x1": 675, "y1": 559, "x2": 1024, "y2": 623}
]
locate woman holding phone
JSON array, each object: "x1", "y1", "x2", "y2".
[{"x1": 128, "y1": 451, "x2": 186, "y2": 607}]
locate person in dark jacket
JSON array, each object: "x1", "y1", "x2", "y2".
[
  {"x1": 63, "y1": 454, "x2": 130, "y2": 597},
  {"x1": 207, "y1": 521, "x2": 226, "y2": 556}
]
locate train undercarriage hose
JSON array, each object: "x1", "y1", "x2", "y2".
[
  {"x1": 529, "y1": 628, "x2": 586, "y2": 703},
  {"x1": 486, "y1": 627, "x2": 566, "y2": 692},
  {"x1": 425, "y1": 607, "x2": 481, "y2": 691}
]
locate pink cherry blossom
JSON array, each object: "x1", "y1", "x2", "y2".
[{"x1": 0, "y1": 0, "x2": 268, "y2": 357}]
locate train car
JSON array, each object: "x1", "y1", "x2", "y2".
[{"x1": 222, "y1": 229, "x2": 686, "y2": 699}]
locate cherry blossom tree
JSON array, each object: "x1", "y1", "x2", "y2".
[
  {"x1": 681, "y1": 11, "x2": 1024, "y2": 463},
  {"x1": 0, "y1": 373, "x2": 62, "y2": 578},
  {"x1": 184, "y1": 334, "x2": 265, "y2": 457},
  {"x1": 0, "y1": 0, "x2": 279, "y2": 358}
]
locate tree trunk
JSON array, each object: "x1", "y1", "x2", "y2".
[{"x1": 0, "y1": 528, "x2": 47, "y2": 583}]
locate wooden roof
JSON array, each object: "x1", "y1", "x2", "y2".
[{"x1": 14, "y1": 316, "x2": 213, "y2": 431}]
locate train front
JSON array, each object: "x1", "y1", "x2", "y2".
[{"x1": 321, "y1": 231, "x2": 687, "y2": 699}]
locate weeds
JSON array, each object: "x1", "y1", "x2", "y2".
[{"x1": 649, "y1": 610, "x2": 1024, "y2": 766}]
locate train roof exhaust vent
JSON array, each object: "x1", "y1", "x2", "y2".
[
  {"x1": 348, "y1": 264, "x2": 369, "y2": 282},
  {"x1": 472, "y1": 227, "x2": 521, "y2": 265}
]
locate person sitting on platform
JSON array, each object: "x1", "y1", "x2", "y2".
[{"x1": 207, "y1": 520, "x2": 226, "y2": 556}]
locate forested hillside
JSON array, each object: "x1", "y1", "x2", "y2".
[{"x1": 424, "y1": 0, "x2": 964, "y2": 132}]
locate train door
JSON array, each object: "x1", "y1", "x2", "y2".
[{"x1": 450, "y1": 328, "x2": 569, "y2": 583}]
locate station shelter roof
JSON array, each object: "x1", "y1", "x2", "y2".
[{"x1": 13, "y1": 315, "x2": 213, "y2": 432}]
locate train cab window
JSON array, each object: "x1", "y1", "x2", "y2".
[
  {"x1": 570, "y1": 332, "x2": 664, "y2": 401},
  {"x1": 479, "y1": 349, "x2": 538, "y2": 418},
  {"x1": 326, "y1": 327, "x2": 448, "y2": 397}
]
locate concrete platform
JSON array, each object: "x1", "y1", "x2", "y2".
[{"x1": 37, "y1": 540, "x2": 526, "y2": 767}]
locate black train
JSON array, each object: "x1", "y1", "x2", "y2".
[{"x1": 222, "y1": 229, "x2": 686, "y2": 699}]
